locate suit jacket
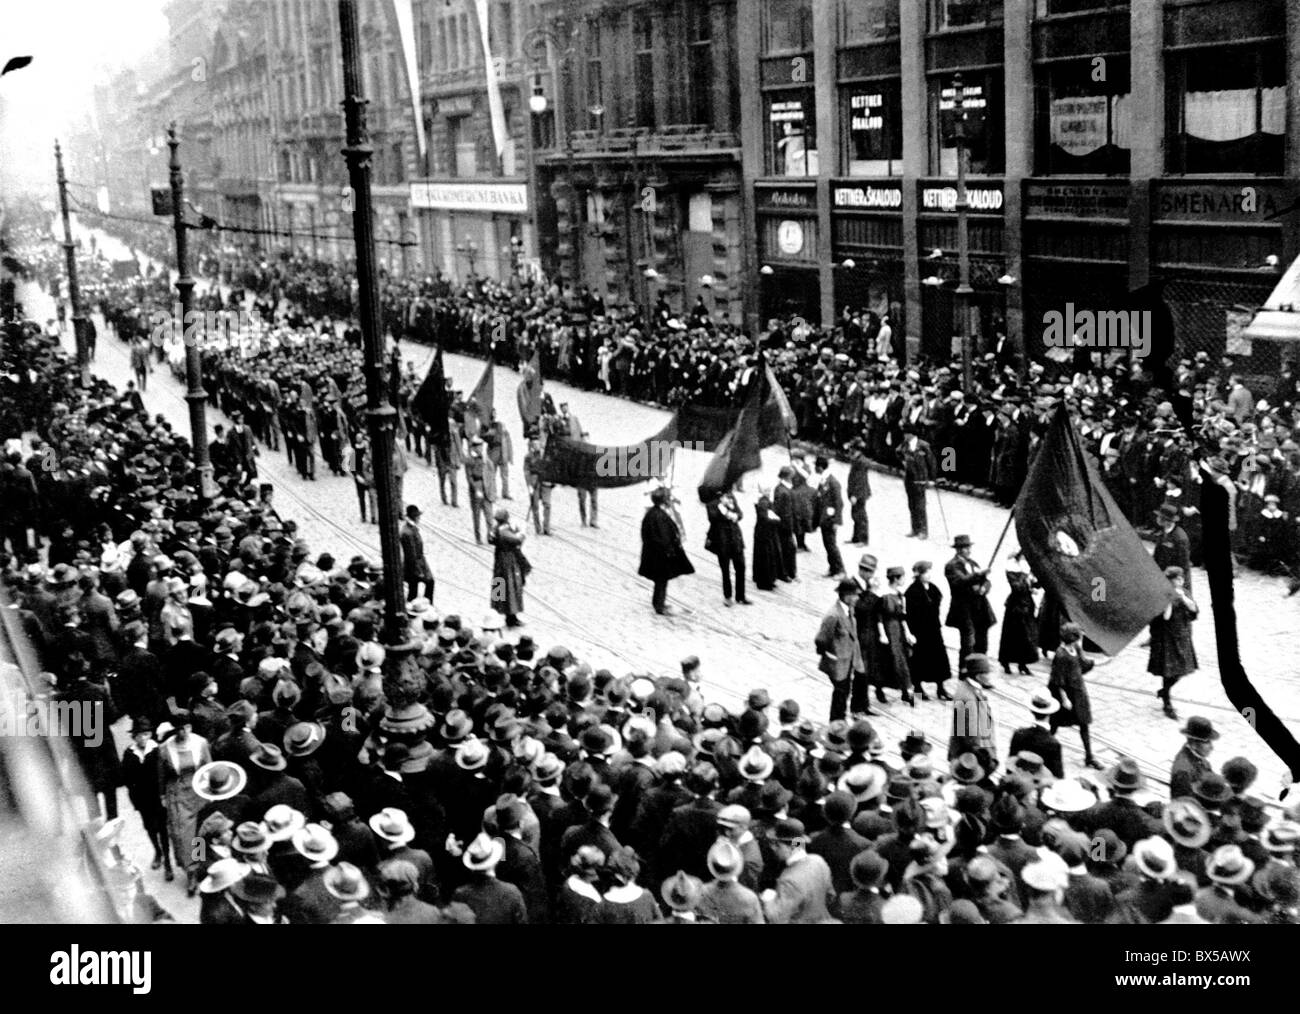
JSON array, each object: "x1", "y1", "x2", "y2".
[
  {"x1": 815, "y1": 602, "x2": 863, "y2": 682},
  {"x1": 772, "y1": 484, "x2": 797, "y2": 534},
  {"x1": 698, "y1": 879, "x2": 765, "y2": 924},
  {"x1": 814, "y1": 474, "x2": 844, "y2": 526},
  {"x1": 1195, "y1": 885, "x2": 1260, "y2": 924},
  {"x1": 399, "y1": 520, "x2": 432, "y2": 581},
  {"x1": 944, "y1": 554, "x2": 994, "y2": 629},
  {"x1": 452, "y1": 875, "x2": 528, "y2": 924},
  {"x1": 80, "y1": 591, "x2": 120, "y2": 666},
  {"x1": 639, "y1": 506, "x2": 693, "y2": 582},
  {"x1": 764, "y1": 853, "x2": 835, "y2": 924},
  {"x1": 657, "y1": 798, "x2": 723, "y2": 882},
  {"x1": 705, "y1": 495, "x2": 745, "y2": 557},
  {"x1": 808, "y1": 825, "x2": 872, "y2": 895},
  {"x1": 846, "y1": 454, "x2": 872, "y2": 500},
  {"x1": 1169, "y1": 744, "x2": 1213, "y2": 801},
  {"x1": 949, "y1": 678, "x2": 996, "y2": 762},
  {"x1": 498, "y1": 835, "x2": 548, "y2": 924},
  {"x1": 1008, "y1": 725, "x2": 1064, "y2": 779}
]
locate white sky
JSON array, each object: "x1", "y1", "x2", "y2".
[{"x1": 1, "y1": 0, "x2": 168, "y2": 191}]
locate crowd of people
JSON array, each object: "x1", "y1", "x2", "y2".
[{"x1": 3, "y1": 214, "x2": 1300, "y2": 926}]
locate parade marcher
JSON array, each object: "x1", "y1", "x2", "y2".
[
  {"x1": 489, "y1": 507, "x2": 529, "y2": 627},
  {"x1": 464, "y1": 437, "x2": 495, "y2": 545},
  {"x1": 904, "y1": 561, "x2": 951, "y2": 700},
  {"x1": 751, "y1": 486, "x2": 785, "y2": 593},
  {"x1": 1148, "y1": 565, "x2": 1198, "y2": 721},
  {"x1": 875, "y1": 566, "x2": 914, "y2": 707},
  {"x1": 1048, "y1": 623, "x2": 1104, "y2": 770},
  {"x1": 434, "y1": 420, "x2": 462, "y2": 508},
  {"x1": 639, "y1": 486, "x2": 694, "y2": 616},
  {"x1": 945, "y1": 535, "x2": 995, "y2": 663},
  {"x1": 998, "y1": 552, "x2": 1039, "y2": 676},
  {"x1": 523, "y1": 436, "x2": 552, "y2": 535},
  {"x1": 852, "y1": 553, "x2": 882, "y2": 717},
  {"x1": 773, "y1": 467, "x2": 799, "y2": 582},
  {"x1": 399, "y1": 505, "x2": 435, "y2": 602},
  {"x1": 558, "y1": 402, "x2": 598, "y2": 528},
  {"x1": 815, "y1": 578, "x2": 865, "y2": 723},
  {"x1": 344, "y1": 431, "x2": 377, "y2": 524},
  {"x1": 484, "y1": 415, "x2": 514, "y2": 500},
  {"x1": 705, "y1": 490, "x2": 749, "y2": 606},
  {"x1": 158, "y1": 714, "x2": 213, "y2": 896},
  {"x1": 813, "y1": 456, "x2": 846, "y2": 579}
]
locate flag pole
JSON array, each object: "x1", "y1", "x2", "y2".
[{"x1": 986, "y1": 507, "x2": 1016, "y2": 571}]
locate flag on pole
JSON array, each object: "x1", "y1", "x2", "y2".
[
  {"x1": 464, "y1": 357, "x2": 494, "y2": 440},
  {"x1": 390, "y1": 0, "x2": 428, "y2": 161},
  {"x1": 411, "y1": 347, "x2": 451, "y2": 444},
  {"x1": 1013, "y1": 402, "x2": 1175, "y2": 655},
  {"x1": 765, "y1": 361, "x2": 798, "y2": 437},
  {"x1": 697, "y1": 372, "x2": 768, "y2": 502}
]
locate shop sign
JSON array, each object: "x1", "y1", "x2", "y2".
[
  {"x1": 1155, "y1": 182, "x2": 1292, "y2": 222},
  {"x1": 920, "y1": 183, "x2": 1003, "y2": 213},
  {"x1": 833, "y1": 182, "x2": 902, "y2": 210},
  {"x1": 1025, "y1": 181, "x2": 1129, "y2": 219},
  {"x1": 757, "y1": 187, "x2": 815, "y2": 212},
  {"x1": 410, "y1": 181, "x2": 528, "y2": 213}
]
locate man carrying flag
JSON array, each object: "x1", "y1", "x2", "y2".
[
  {"x1": 517, "y1": 349, "x2": 543, "y2": 438},
  {"x1": 411, "y1": 348, "x2": 458, "y2": 507}
]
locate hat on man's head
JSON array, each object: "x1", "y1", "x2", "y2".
[
  {"x1": 661, "y1": 871, "x2": 703, "y2": 912},
  {"x1": 1206, "y1": 844, "x2": 1255, "y2": 886},
  {"x1": 1180, "y1": 715, "x2": 1220, "y2": 742},
  {"x1": 1163, "y1": 797, "x2": 1212, "y2": 849},
  {"x1": 952, "y1": 534, "x2": 973, "y2": 549},
  {"x1": 1106, "y1": 757, "x2": 1145, "y2": 794},
  {"x1": 1192, "y1": 772, "x2": 1234, "y2": 810},
  {"x1": 706, "y1": 840, "x2": 745, "y2": 881}
]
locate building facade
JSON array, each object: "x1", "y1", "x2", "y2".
[
  {"x1": 738, "y1": 0, "x2": 1300, "y2": 367},
  {"x1": 526, "y1": 0, "x2": 746, "y2": 321}
]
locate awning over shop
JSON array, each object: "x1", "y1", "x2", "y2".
[{"x1": 1243, "y1": 254, "x2": 1300, "y2": 341}]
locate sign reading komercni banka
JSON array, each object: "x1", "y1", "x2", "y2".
[{"x1": 410, "y1": 181, "x2": 529, "y2": 213}]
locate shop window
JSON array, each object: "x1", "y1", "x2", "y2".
[
  {"x1": 764, "y1": 0, "x2": 813, "y2": 54},
  {"x1": 930, "y1": 72, "x2": 1003, "y2": 175},
  {"x1": 766, "y1": 91, "x2": 818, "y2": 177},
  {"x1": 842, "y1": 0, "x2": 900, "y2": 42},
  {"x1": 1166, "y1": 42, "x2": 1284, "y2": 175},
  {"x1": 843, "y1": 80, "x2": 903, "y2": 176},
  {"x1": 931, "y1": 0, "x2": 1004, "y2": 30},
  {"x1": 1035, "y1": 58, "x2": 1130, "y2": 175}
]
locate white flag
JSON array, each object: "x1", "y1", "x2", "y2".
[
  {"x1": 473, "y1": 0, "x2": 509, "y2": 169},
  {"x1": 391, "y1": 0, "x2": 427, "y2": 160}
]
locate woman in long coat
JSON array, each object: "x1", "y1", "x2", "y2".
[
  {"x1": 752, "y1": 488, "x2": 785, "y2": 592},
  {"x1": 1148, "y1": 565, "x2": 1198, "y2": 721},
  {"x1": 998, "y1": 555, "x2": 1039, "y2": 674},
  {"x1": 875, "y1": 567, "x2": 915, "y2": 706},
  {"x1": 490, "y1": 507, "x2": 530, "y2": 627},
  {"x1": 1047, "y1": 623, "x2": 1102, "y2": 770},
  {"x1": 904, "y1": 561, "x2": 952, "y2": 700},
  {"x1": 158, "y1": 712, "x2": 212, "y2": 896}
]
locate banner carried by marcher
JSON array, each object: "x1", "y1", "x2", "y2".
[
  {"x1": 675, "y1": 367, "x2": 796, "y2": 451},
  {"x1": 411, "y1": 346, "x2": 451, "y2": 444},
  {"x1": 1014, "y1": 402, "x2": 1175, "y2": 656},
  {"x1": 539, "y1": 415, "x2": 682, "y2": 490},
  {"x1": 697, "y1": 368, "x2": 774, "y2": 502}
]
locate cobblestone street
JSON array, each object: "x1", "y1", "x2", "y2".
[{"x1": 21, "y1": 231, "x2": 1300, "y2": 822}]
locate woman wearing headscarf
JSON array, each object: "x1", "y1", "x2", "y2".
[{"x1": 752, "y1": 486, "x2": 785, "y2": 592}]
